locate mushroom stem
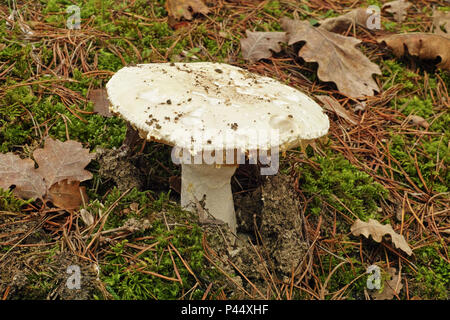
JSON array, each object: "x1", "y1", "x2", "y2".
[{"x1": 180, "y1": 163, "x2": 237, "y2": 233}]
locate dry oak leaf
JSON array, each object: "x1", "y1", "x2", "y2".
[
  {"x1": 165, "y1": 0, "x2": 209, "y2": 20},
  {"x1": 351, "y1": 219, "x2": 413, "y2": 256},
  {"x1": 0, "y1": 153, "x2": 47, "y2": 200},
  {"x1": 240, "y1": 31, "x2": 287, "y2": 63},
  {"x1": 371, "y1": 267, "x2": 403, "y2": 300},
  {"x1": 379, "y1": 33, "x2": 450, "y2": 71},
  {"x1": 382, "y1": 0, "x2": 412, "y2": 23},
  {"x1": 34, "y1": 137, "x2": 96, "y2": 188},
  {"x1": 433, "y1": 10, "x2": 450, "y2": 38},
  {"x1": 47, "y1": 179, "x2": 88, "y2": 210},
  {"x1": 281, "y1": 17, "x2": 381, "y2": 98},
  {"x1": 319, "y1": 7, "x2": 376, "y2": 33}
]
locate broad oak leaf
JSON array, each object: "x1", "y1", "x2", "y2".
[
  {"x1": 0, "y1": 153, "x2": 46, "y2": 200},
  {"x1": 281, "y1": 17, "x2": 381, "y2": 98},
  {"x1": 34, "y1": 138, "x2": 96, "y2": 188},
  {"x1": 351, "y1": 218, "x2": 413, "y2": 256},
  {"x1": 0, "y1": 138, "x2": 95, "y2": 210},
  {"x1": 382, "y1": 0, "x2": 412, "y2": 23},
  {"x1": 379, "y1": 33, "x2": 450, "y2": 71},
  {"x1": 165, "y1": 0, "x2": 209, "y2": 20},
  {"x1": 240, "y1": 31, "x2": 287, "y2": 63}
]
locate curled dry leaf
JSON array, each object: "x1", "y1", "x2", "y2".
[
  {"x1": 240, "y1": 31, "x2": 287, "y2": 63},
  {"x1": 371, "y1": 267, "x2": 403, "y2": 300},
  {"x1": 433, "y1": 10, "x2": 450, "y2": 38},
  {"x1": 165, "y1": 0, "x2": 209, "y2": 20},
  {"x1": 382, "y1": 0, "x2": 412, "y2": 23},
  {"x1": 379, "y1": 33, "x2": 450, "y2": 71},
  {"x1": 281, "y1": 17, "x2": 381, "y2": 98},
  {"x1": 315, "y1": 95, "x2": 357, "y2": 125},
  {"x1": 319, "y1": 8, "x2": 375, "y2": 33},
  {"x1": 351, "y1": 218, "x2": 413, "y2": 255}
]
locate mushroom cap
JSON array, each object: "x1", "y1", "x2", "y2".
[{"x1": 106, "y1": 62, "x2": 329, "y2": 154}]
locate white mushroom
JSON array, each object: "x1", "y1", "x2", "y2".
[{"x1": 106, "y1": 62, "x2": 329, "y2": 234}]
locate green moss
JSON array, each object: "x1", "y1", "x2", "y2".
[
  {"x1": 97, "y1": 188, "x2": 223, "y2": 300},
  {"x1": 0, "y1": 189, "x2": 33, "y2": 211},
  {"x1": 318, "y1": 251, "x2": 366, "y2": 299},
  {"x1": 382, "y1": 60, "x2": 418, "y2": 91},
  {"x1": 389, "y1": 134, "x2": 448, "y2": 193},
  {"x1": 411, "y1": 245, "x2": 449, "y2": 299},
  {"x1": 263, "y1": 1, "x2": 283, "y2": 17},
  {"x1": 297, "y1": 154, "x2": 387, "y2": 221}
]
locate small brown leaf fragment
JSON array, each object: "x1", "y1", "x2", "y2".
[
  {"x1": 281, "y1": 17, "x2": 381, "y2": 98},
  {"x1": 382, "y1": 0, "x2": 412, "y2": 23},
  {"x1": 0, "y1": 153, "x2": 46, "y2": 200},
  {"x1": 240, "y1": 31, "x2": 287, "y2": 63},
  {"x1": 165, "y1": 0, "x2": 209, "y2": 20},
  {"x1": 47, "y1": 179, "x2": 88, "y2": 210},
  {"x1": 80, "y1": 208, "x2": 95, "y2": 226},
  {"x1": 88, "y1": 88, "x2": 112, "y2": 117},
  {"x1": 351, "y1": 219, "x2": 413, "y2": 255},
  {"x1": 316, "y1": 95, "x2": 357, "y2": 125},
  {"x1": 407, "y1": 115, "x2": 429, "y2": 129},
  {"x1": 371, "y1": 267, "x2": 403, "y2": 300},
  {"x1": 433, "y1": 10, "x2": 450, "y2": 38},
  {"x1": 319, "y1": 8, "x2": 374, "y2": 33},
  {"x1": 33, "y1": 138, "x2": 96, "y2": 188},
  {"x1": 379, "y1": 33, "x2": 450, "y2": 71}
]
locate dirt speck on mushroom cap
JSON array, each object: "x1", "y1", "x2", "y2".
[{"x1": 106, "y1": 62, "x2": 329, "y2": 154}]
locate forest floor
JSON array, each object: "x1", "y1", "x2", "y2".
[{"x1": 0, "y1": 0, "x2": 448, "y2": 300}]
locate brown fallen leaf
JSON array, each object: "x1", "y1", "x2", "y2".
[
  {"x1": 281, "y1": 17, "x2": 381, "y2": 98},
  {"x1": 240, "y1": 31, "x2": 287, "y2": 63},
  {"x1": 165, "y1": 0, "x2": 209, "y2": 20},
  {"x1": 433, "y1": 10, "x2": 450, "y2": 38},
  {"x1": 319, "y1": 8, "x2": 375, "y2": 33},
  {"x1": 316, "y1": 95, "x2": 357, "y2": 125},
  {"x1": 379, "y1": 33, "x2": 450, "y2": 71},
  {"x1": 0, "y1": 138, "x2": 95, "y2": 209},
  {"x1": 382, "y1": 0, "x2": 412, "y2": 23},
  {"x1": 0, "y1": 153, "x2": 47, "y2": 200},
  {"x1": 47, "y1": 179, "x2": 88, "y2": 210},
  {"x1": 351, "y1": 218, "x2": 413, "y2": 255},
  {"x1": 371, "y1": 267, "x2": 403, "y2": 300},
  {"x1": 88, "y1": 88, "x2": 112, "y2": 117},
  {"x1": 34, "y1": 137, "x2": 96, "y2": 188}
]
